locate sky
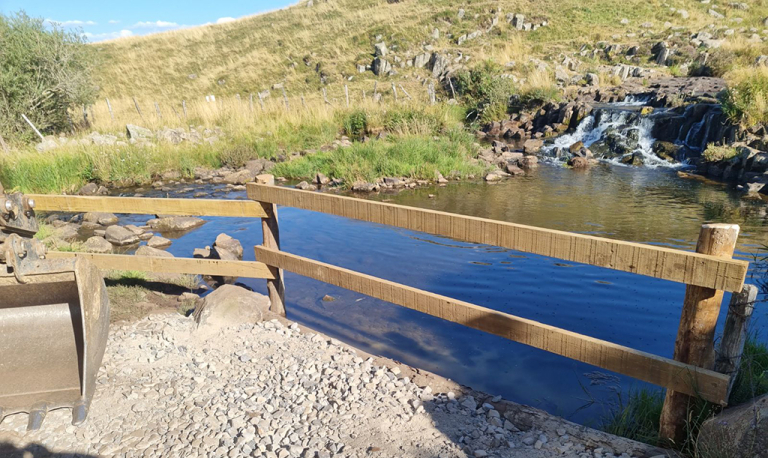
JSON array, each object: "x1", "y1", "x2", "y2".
[{"x1": 0, "y1": 0, "x2": 297, "y2": 42}]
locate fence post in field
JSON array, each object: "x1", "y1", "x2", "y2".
[
  {"x1": 715, "y1": 284, "x2": 758, "y2": 397},
  {"x1": 659, "y1": 223, "x2": 740, "y2": 442},
  {"x1": 0, "y1": 133, "x2": 9, "y2": 152},
  {"x1": 282, "y1": 88, "x2": 289, "y2": 111},
  {"x1": 258, "y1": 92, "x2": 265, "y2": 111},
  {"x1": 448, "y1": 77, "x2": 457, "y2": 100},
  {"x1": 255, "y1": 174, "x2": 286, "y2": 316},
  {"x1": 301, "y1": 96, "x2": 307, "y2": 109},
  {"x1": 154, "y1": 102, "x2": 162, "y2": 120},
  {"x1": 399, "y1": 84, "x2": 413, "y2": 100},
  {"x1": 322, "y1": 88, "x2": 331, "y2": 105},
  {"x1": 21, "y1": 114, "x2": 44, "y2": 141},
  {"x1": 345, "y1": 84, "x2": 350, "y2": 107},
  {"x1": 106, "y1": 98, "x2": 114, "y2": 121},
  {"x1": 133, "y1": 97, "x2": 144, "y2": 120},
  {"x1": 249, "y1": 94, "x2": 254, "y2": 113},
  {"x1": 182, "y1": 100, "x2": 187, "y2": 119},
  {"x1": 171, "y1": 105, "x2": 181, "y2": 120},
  {"x1": 82, "y1": 105, "x2": 89, "y2": 127},
  {"x1": 391, "y1": 83, "x2": 398, "y2": 102}
]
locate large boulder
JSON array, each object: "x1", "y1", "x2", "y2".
[
  {"x1": 147, "y1": 216, "x2": 205, "y2": 232},
  {"x1": 698, "y1": 395, "x2": 768, "y2": 457},
  {"x1": 83, "y1": 236, "x2": 112, "y2": 254},
  {"x1": 372, "y1": 57, "x2": 392, "y2": 76},
  {"x1": 523, "y1": 139, "x2": 544, "y2": 155},
  {"x1": 126, "y1": 124, "x2": 153, "y2": 140},
  {"x1": 214, "y1": 233, "x2": 243, "y2": 259},
  {"x1": 105, "y1": 225, "x2": 139, "y2": 246},
  {"x1": 147, "y1": 235, "x2": 172, "y2": 249},
  {"x1": 222, "y1": 169, "x2": 256, "y2": 185},
  {"x1": 83, "y1": 212, "x2": 119, "y2": 226},
  {"x1": 193, "y1": 285, "x2": 270, "y2": 331}
]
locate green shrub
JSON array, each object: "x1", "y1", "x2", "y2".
[
  {"x1": 453, "y1": 61, "x2": 515, "y2": 124},
  {"x1": 0, "y1": 12, "x2": 96, "y2": 141},
  {"x1": 721, "y1": 69, "x2": 768, "y2": 127},
  {"x1": 340, "y1": 109, "x2": 368, "y2": 138}
]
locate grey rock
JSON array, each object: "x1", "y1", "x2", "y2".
[
  {"x1": 147, "y1": 216, "x2": 206, "y2": 232},
  {"x1": 194, "y1": 285, "x2": 270, "y2": 330},
  {"x1": 126, "y1": 124, "x2": 153, "y2": 140},
  {"x1": 105, "y1": 225, "x2": 140, "y2": 246},
  {"x1": 135, "y1": 245, "x2": 174, "y2": 258},
  {"x1": 147, "y1": 235, "x2": 172, "y2": 249},
  {"x1": 83, "y1": 236, "x2": 113, "y2": 254}
]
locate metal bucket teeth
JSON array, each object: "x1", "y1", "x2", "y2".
[
  {"x1": 0, "y1": 256, "x2": 110, "y2": 431},
  {"x1": 27, "y1": 405, "x2": 47, "y2": 431}
]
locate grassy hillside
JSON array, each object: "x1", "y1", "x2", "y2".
[{"x1": 93, "y1": 0, "x2": 768, "y2": 102}]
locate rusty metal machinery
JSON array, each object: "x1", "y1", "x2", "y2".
[{"x1": 0, "y1": 184, "x2": 110, "y2": 430}]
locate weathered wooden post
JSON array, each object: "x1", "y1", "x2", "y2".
[
  {"x1": 133, "y1": 97, "x2": 143, "y2": 120},
  {"x1": 659, "y1": 224, "x2": 740, "y2": 442},
  {"x1": 106, "y1": 98, "x2": 114, "y2": 121},
  {"x1": 255, "y1": 174, "x2": 286, "y2": 316},
  {"x1": 282, "y1": 87, "x2": 289, "y2": 111},
  {"x1": 258, "y1": 92, "x2": 265, "y2": 111},
  {"x1": 182, "y1": 100, "x2": 187, "y2": 119},
  {"x1": 345, "y1": 84, "x2": 350, "y2": 107},
  {"x1": 391, "y1": 82, "x2": 398, "y2": 102},
  {"x1": 154, "y1": 102, "x2": 162, "y2": 120},
  {"x1": 715, "y1": 284, "x2": 758, "y2": 397},
  {"x1": 322, "y1": 88, "x2": 331, "y2": 105}
]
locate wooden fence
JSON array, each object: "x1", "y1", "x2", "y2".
[{"x1": 31, "y1": 177, "x2": 752, "y2": 442}]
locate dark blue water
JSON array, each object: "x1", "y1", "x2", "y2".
[{"x1": 116, "y1": 163, "x2": 768, "y2": 427}]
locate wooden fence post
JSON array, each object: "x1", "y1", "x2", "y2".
[
  {"x1": 133, "y1": 97, "x2": 144, "y2": 120},
  {"x1": 258, "y1": 92, "x2": 265, "y2": 111},
  {"x1": 182, "y1": 100, "x2": 187, "y2": 119},
  {"x1": 106, "y1": 98, "x2": 114, "y2": 121},
  {"x1": 249, "y1": 94, "x2": 254, "y2": 113},
  {"x1": 391, "y1": 82, "x2": 398, "y2": 102},
  {"x1": 255, "y1": 174, "x2": 286, "y2": 316},
  {"x1": 345, "y1": 84, "x2": 350, "y2": 107},
  {"x1": 154, "y1": 102, "x2": 162, "y2": 120},
  {"x1": 322, "y1": 88, "x2": 331, "y2": 105},
  {"x1": 659, "y1": 223, "x2": 740, "y2": 442},
  {"x1": 715, "y1": 284, "x2": 758, "y2": 397},
  {"x1": 282, "y1": 88, "x2": 289, "y2": 111},
  {"x1": 399, "y1": 84, "x2": 413, "y2": 100}
]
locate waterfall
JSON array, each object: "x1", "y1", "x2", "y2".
[{"x1": 542, "y1": 103, "x2": 684, "y2": 169}]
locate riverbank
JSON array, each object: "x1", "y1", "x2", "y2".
[{"x1": 0, "y1": 299, "x2": 668, "y2": 458}]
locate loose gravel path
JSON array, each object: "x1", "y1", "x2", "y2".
[{"x1": 0, "y1": 312, "x2": 667, "y2": 458}]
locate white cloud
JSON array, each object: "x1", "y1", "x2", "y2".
[
  {"x1": 108, "y1": 20, "x2": 121, "y2": 24},
  {"x1": 44, "y1": 19, "x2": 97, "y2": 27},
  {"x1": 83, "y1": 29, "x2": 133, "y2": 42},
  {"x1": 131, "y1": 20, "x2": 180, "y2": 29},
  {"x1": 216, "y1": 17, "x2": 236, "y2": 24}
]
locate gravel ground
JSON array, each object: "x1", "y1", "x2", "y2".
[{"x1": 0, "y1": 311, "x2": 668, "y2": 458}]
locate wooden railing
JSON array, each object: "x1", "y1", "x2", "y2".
[{"x1": 32, "y1": 176, "x2": 751, "y2": 442}]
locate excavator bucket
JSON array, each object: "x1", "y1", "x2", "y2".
[{"x1": 0, "y1": 190, "x2": 110, "y2": 430}]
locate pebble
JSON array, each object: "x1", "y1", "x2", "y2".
[{"x1": 0, "y1": 312, "x2": 650, "y2": 458}]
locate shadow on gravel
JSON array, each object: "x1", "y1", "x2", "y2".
[{"x1": 0, "y1": 442, "x2": 99, "y2": 458}]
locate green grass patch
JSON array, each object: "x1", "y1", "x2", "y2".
[
  {"x1": 601, "y1": 335, "x2": 768, "y2": 454},
  {"x1": 272, "y1": 130, "x2": 484, "y2": 185},
  {"x1": 721, "y1": 68, "x2": 768, "y2": 127},
  {"x1": 703, "y1": 144, "x2": 740, "y2": 163}
]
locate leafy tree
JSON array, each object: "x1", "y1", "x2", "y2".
[{"x1": 0, "y1": 12, "x2": 96, "y2": 142}]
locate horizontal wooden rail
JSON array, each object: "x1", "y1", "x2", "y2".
[
  {"x1": 254, "y1": 246, "x2": 729, "y2": 404},
  {"x1": 48, "y1": 252, "x2": 275, "y2": 279},
  {"x1": 31, "y1": 195, "x2": 268, "y2": 218},
  {"x1": 247, "y1": 184, "x2": 748, "y2": 292}
]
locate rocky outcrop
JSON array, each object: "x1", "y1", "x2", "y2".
[{"x1": 698, "y1": 395, "x2": 768, "y2": 457}]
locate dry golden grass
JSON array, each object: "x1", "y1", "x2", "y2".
[{"x1": 91, "y1": 0, "x2": 768, "y2": 102}]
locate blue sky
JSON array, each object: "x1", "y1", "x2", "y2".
[{"x1": 0, "y1": 0, "x2": 297, "y2": 41}]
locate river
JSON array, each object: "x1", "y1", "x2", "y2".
[{"x1": 113, "y1": 162, "x2": 768, "y2": 427}]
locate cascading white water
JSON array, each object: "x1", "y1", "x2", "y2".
[{"x1": 543, "y1": 105, "x2": 683, "y2": 169}]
